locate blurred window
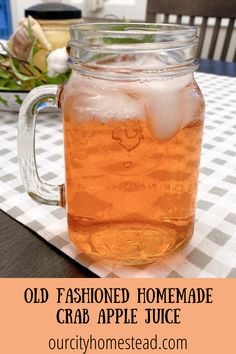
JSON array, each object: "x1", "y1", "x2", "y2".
[{"x1": 0, "y1": 0, "x2": 12, "y2": 39}]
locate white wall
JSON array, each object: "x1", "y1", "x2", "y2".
[
  {"x1": 10, "y1": 0, "x2": 41, "y2": 30},
  {"x1": 10, "y1": 0, "x2": 147, "y2": 31},
  {"x1": 78, "y1": 0, "x2": 147, "y2": 21}
]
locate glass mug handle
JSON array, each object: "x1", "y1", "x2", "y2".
[{"x1": 18, "y1": 85, "x2": 65, "y2": 207}]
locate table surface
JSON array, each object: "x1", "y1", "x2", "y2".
[{"x1": 0, "y1": 59, "x2": 235, "y2": 278}]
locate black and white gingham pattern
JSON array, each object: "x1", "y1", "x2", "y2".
[{"x1": 0, "y1": 72, "x2": 236, "y2": 278}]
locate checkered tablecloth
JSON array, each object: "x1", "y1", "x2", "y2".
[{"x1": 0, "y1": 72, "x2": 236, "y2": 278}]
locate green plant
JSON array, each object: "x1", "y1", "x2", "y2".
[{"x1": 0, "y1": 42, "x2": 70, "y2": 92}]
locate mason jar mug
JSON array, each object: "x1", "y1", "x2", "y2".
[{"x1": 18, "y1": 23, "x2": 205, "y2": 265}]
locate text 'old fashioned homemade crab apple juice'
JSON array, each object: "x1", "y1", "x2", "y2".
[{"x1": 18, "y1": 23, "x2": 205, "y2": 265}]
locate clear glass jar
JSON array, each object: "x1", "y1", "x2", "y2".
[{"x1": 18, "y1": 23, "x2": 205, "y2": 265}]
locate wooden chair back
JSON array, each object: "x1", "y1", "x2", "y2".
[{"x1": 146, "y1": 0, "x2": 236, "y2": 61}]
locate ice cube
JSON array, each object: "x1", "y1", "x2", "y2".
[
  {"x1": 127, "y1": 74, "x2": 193, "y2": 98},
  {"x1": 65, "y1": 74, "x2": 144, "y2": 122},
  {"x1": 146, "y1": 92, "x2": 182, "y2": 141},
  {"x1": 64, "y1": 71, "x2": 201, "y2": 134},
  {"x1": 77, "y1": 92, "x2": 144, "y2": 121}
]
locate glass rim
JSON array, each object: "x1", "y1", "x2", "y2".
[
  {"x1": 70, "y1": 22, "x2": 196, "y2": 36},
  {"x1": 68, "y1": 22, "x2": 198, "y2": 79}
]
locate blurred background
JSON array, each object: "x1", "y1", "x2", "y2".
[{"x1": 1, "y1": 0, "x2": 235, "y2": 61}]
